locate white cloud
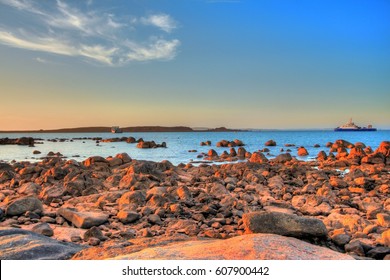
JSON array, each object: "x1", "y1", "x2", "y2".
[
  {"x1": 0, "y1": 1, "x2": 181, "y2": 66},
  {"x1": 126, "y1": 39, "x2": 180, "y2": 61},
  {"x1": 141, "y1": 14, "x2": 177, "y2": 33}
]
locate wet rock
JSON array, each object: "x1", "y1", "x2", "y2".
[
  {"x1": 6, "y1": 196, "x2": 43, "y2": 216},
  {"x1": 57, "y1": 208, "x2": 109, "y2": 229},
  {"x1": 242, "y1": 212, "x2": 328, "y2": 239},
  {"x1": 109, "y1": 234, "x2": 353, "y2": 260},
  {"x1": 31, "y1": 223, "x2": 54, "y2": 237},
  {"x1": 0, "y1": 227, "x2": 83, "y2": 260},
  {"x1": 265, "y1": 140, "x2": 276, "y2": 146}
]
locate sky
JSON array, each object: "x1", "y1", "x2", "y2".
[{"x1": 0, "y1": 0, "x2": 389, "y2": 130}]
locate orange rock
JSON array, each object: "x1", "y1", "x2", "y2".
[
  {"x1": 297, "y1": 147, "x2": 309, "y2": 156},
  {"x1": 109, "y1": 234, "x2": 353, "y2": 260},
  {"x1": 376, "y1": 141, "x2": 390, "y2": 157},
  {"x1": 249, "y1": 152, "x2": 268, "y2": 163},
  {"x1": 348, "y1": 187, "x2": 365, "y2": 194}
]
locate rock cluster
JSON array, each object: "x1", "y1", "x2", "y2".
[
  {"x1": 216, "y1": 139, "x2": 245, "y2": 147},
  {"x1": 136, "y1": 141, "x2": 167, "y2": 149},
  {"x1": 0, "y1": 137, "x2": 35, "y2": 146},
  {"x1": 0, "y1": 140, "x2": 389, "y2": 260}
]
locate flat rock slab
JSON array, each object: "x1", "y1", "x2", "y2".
[
  {"x1": 57, "y1": 208, "x2": 109, "y2": 229},
  {"x1": 109, "y1": 234, "x2": 353, "y2": 260},
  {"x1": 242, "y1": 211, "x2": 328, "y2": 238},
  {"x1": 0, "y1": 227, "x2": 83, "y2": 260}
]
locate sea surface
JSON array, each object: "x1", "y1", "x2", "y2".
[{"x1": 0, "y1": 131, "x2": 389, "y2": 165}]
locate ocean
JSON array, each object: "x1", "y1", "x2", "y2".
[{"x1": 0, "y1": 130, "x2": 389, "y2": 165}]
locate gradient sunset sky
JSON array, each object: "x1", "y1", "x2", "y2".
[{"x1": 0, "y1": 0, "x2": 389, "y2": 130}]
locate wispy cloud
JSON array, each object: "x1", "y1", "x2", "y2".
[
  {"x1": 0, "y1": 0, "x2": 181, "y2": 66},
  {"x1": 141, "y1": 14, "x2": 177, "y2": 33},
  {"x1": 126, "y1": 39, "x2": 180, "y2": 61}
]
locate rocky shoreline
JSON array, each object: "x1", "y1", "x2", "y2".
[{"x1": 0, "y1": 140, "x2": 389, "y2": 260}]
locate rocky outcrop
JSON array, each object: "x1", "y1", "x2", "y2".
[
  {"x1": 216, "y1": 139, "x2": 245, "y2": 147},
  {"x1": 108, "y1": 234, "x2": 353, "y2": 260},
  {"x1": 0, "y1": 137, "x2": 35, "y2": 146},
  {"x1": 0, "y1": 228, "x2": 83, "y2": 260},
  {"x1": 137, "y1": 141, "x2": 167, "y2": 149}
]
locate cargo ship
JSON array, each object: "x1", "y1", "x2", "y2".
[{"x1": 334, "y1": 118, "x2": 377, "y2": 131}]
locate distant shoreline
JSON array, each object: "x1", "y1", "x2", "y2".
[{"x1": 0, "y1": 126, "x2": 246, "y2": 133}]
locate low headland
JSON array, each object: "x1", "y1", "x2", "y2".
[
  {"x1": 0, "y1": 139, "x2": 389, "y2": 260},
  {"x1": 0, "y1": 126, "x2": 243, "y2": 133}
]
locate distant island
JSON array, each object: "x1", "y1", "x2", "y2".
[{"x1": 0, "y1": 126, "x2": 245, "y2": 133}]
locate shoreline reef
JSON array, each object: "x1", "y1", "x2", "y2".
[{"x1": 0, "y1": 140, "x2": 389, "y2": 260}]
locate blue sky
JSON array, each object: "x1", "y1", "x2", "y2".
[{"x1": 0, "y1": 0, "x2": 389, "y2": 130}]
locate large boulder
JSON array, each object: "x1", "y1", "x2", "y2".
[
  {"x1": 83, "y1": 156, "x2": 108, "y2": 167},
  {"x1": 297, "y1": 147, "x2": 309, "y2": 156},
  {"x1": 108, "y1": 234, "x2": 352, "y2": 260},
  {"x1": 376, "y1": 141, "x2": 390, "y2": 157},
  {"x1": 273, "y1": 153, "x2": 293, "y2": 163},
  {"x1": 0, "y1": 227, "x2": 83, "y2": 260},
  {"x1": 265, "y1": 140, "x2": 276, "y2": 146},
  {"x1": 6, "y1": 196, "x2": 43, "y2": 216},
  {"x1": 242, "y1": 212, "x2": 328, "y2": 238},
  {"x1": 57, "y1": 208, "x2": 109, "y2": 229},
  {"x1": 249, "y1": 152, "x2": 268, "y2": 163}
]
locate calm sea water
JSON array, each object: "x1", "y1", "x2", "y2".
[{"x1": 0, "y1": 131, "x2": 389, "y2": 165}]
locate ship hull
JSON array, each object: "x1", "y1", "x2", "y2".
[{"x1": 334, "y1": 128, "x2": 377, "y2": 132}]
